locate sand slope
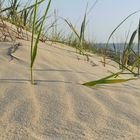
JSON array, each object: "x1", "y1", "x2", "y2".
[{"x1": 0, "y1": 40, "x2": 140, "y2": 140}]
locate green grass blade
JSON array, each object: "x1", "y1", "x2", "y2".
[
  {"x1": 128, "y1": 29, "x2": 137, "y2": 49},
  {"x1": 83, "y1": 78, "x2": 137, "y2": 87},
  {"x1": 121, "y1": 29, "x2": 137, "y2": 67},
  {"x1": 62, "y1": 18, "x2": 80, "y2": 39},
  {"x1": 138, "y1": 19, "x2": 140, "y2": 76},
  {"x1": 80, "y1": 13, "x2": 86, "y2": 44},
  {"x1": 78, "y1": 12, "x2": 87, "y2": 54},
  {"x1": 98, "y1": 71, "x2": 123, "y2": 81},
  {"x1": 82, "y1": 71, "x2": 122, "y2": 86},
  {"x1": 31, "y1": 0, "x2": 52, "y2": 68},
  {"x1": 17, "y1": 0, "x2": 44, "y2": 13},
  {"x1": 82, "y1": 70, "x2": 138, "y2": 87},
  {"x1": 30, "y1": 0, "x2": 38, "y2": 64},
  {"x1": 30, "y1": 0, "x2": 38, "y2": 84},
  {"x1": 124, "y1": 29, "x2": 137, "y2": 57}
]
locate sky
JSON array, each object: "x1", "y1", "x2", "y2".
[{"x1": 49, "y1": 0, "x2": 140, "y2": 43}]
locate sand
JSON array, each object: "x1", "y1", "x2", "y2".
[{"x1": 0, "y1": 39, "x2": 140, "y2": 140}]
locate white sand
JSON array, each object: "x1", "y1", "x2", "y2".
[{"x1": 0, "y1": 39, "x2": 140, "y2": 140}]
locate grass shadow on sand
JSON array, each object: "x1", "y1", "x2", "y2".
[
  {"x1": 34, "y1": 68, "x2": 95, "y2": 75},
  {"x1": 0, "y1": 79, "x2": 72, "y2": 84}
]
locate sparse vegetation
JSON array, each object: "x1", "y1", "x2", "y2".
[
  {"x1": 0, "y1": 0, "x2": 140, "y2": 86},
  {"x1": 83, "y1": 11, "x2": 140, "y2": 87}
]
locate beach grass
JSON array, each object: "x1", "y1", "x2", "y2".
[
  {"x1": 83, "y1": 11, "x2": 140, "y2": 87},
  {"x1": 30, "y1": 0, "x2": 52, "y2": 84},
  {"x1": 0, "y1": 0, "x2": 140, "y2": 86}
]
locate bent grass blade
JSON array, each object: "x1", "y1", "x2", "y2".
[{"x1": 83, "y1": 71, "x2": 137, "y2": 87}]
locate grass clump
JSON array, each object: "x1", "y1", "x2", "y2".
[
  {"x1": 83, "y1": 11, "x2": 140, "y2": 87},
  {"x1": 0, "y1": 0, "x2": 139, "y2": 86}
]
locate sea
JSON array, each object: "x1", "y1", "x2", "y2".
[{"x1": 94, "y1": 43, "x2": 140, "y2": 54}]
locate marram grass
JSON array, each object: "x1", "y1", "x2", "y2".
[
  {"x1": 83, "y1": 71, "x2": 137, "y2": 87},
  {"x1": 30, "y1": 0, "x2": 52, "y2": 84},
  {"x1": 103, "y1": 10, "x2": 140, "y2": 67},
  {"x1": 0, "y1": 0, "x2": 140, "y2": 86},
  {"x1": 62, "y1": 9, "x2": 87, "y2": 55},
  {"x1": 137, "y1": 19, "x2": 140, "y2": 76},
  {"x1": 83, "y1": 13, "x2": 140, "y2": 87}
]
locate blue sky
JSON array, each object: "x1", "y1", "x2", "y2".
[{"x1": 49, "y1": 0, "x2": 140, "y2": 43}]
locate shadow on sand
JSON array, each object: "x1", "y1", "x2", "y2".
[
  {"x1": 0, "y1": 68, "x2": 87, "y2": 84},
  {"x1": 0, "y1": 78, "x2": 73, "y2": 84}
]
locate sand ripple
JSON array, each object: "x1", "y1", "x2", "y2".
[{"x1": 0, "y1": 41, "x2": 140, "y2": 139}]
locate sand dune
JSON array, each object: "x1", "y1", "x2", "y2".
[{"x1": 0, "y1": 40, "x2": 140, "y2": 140}]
